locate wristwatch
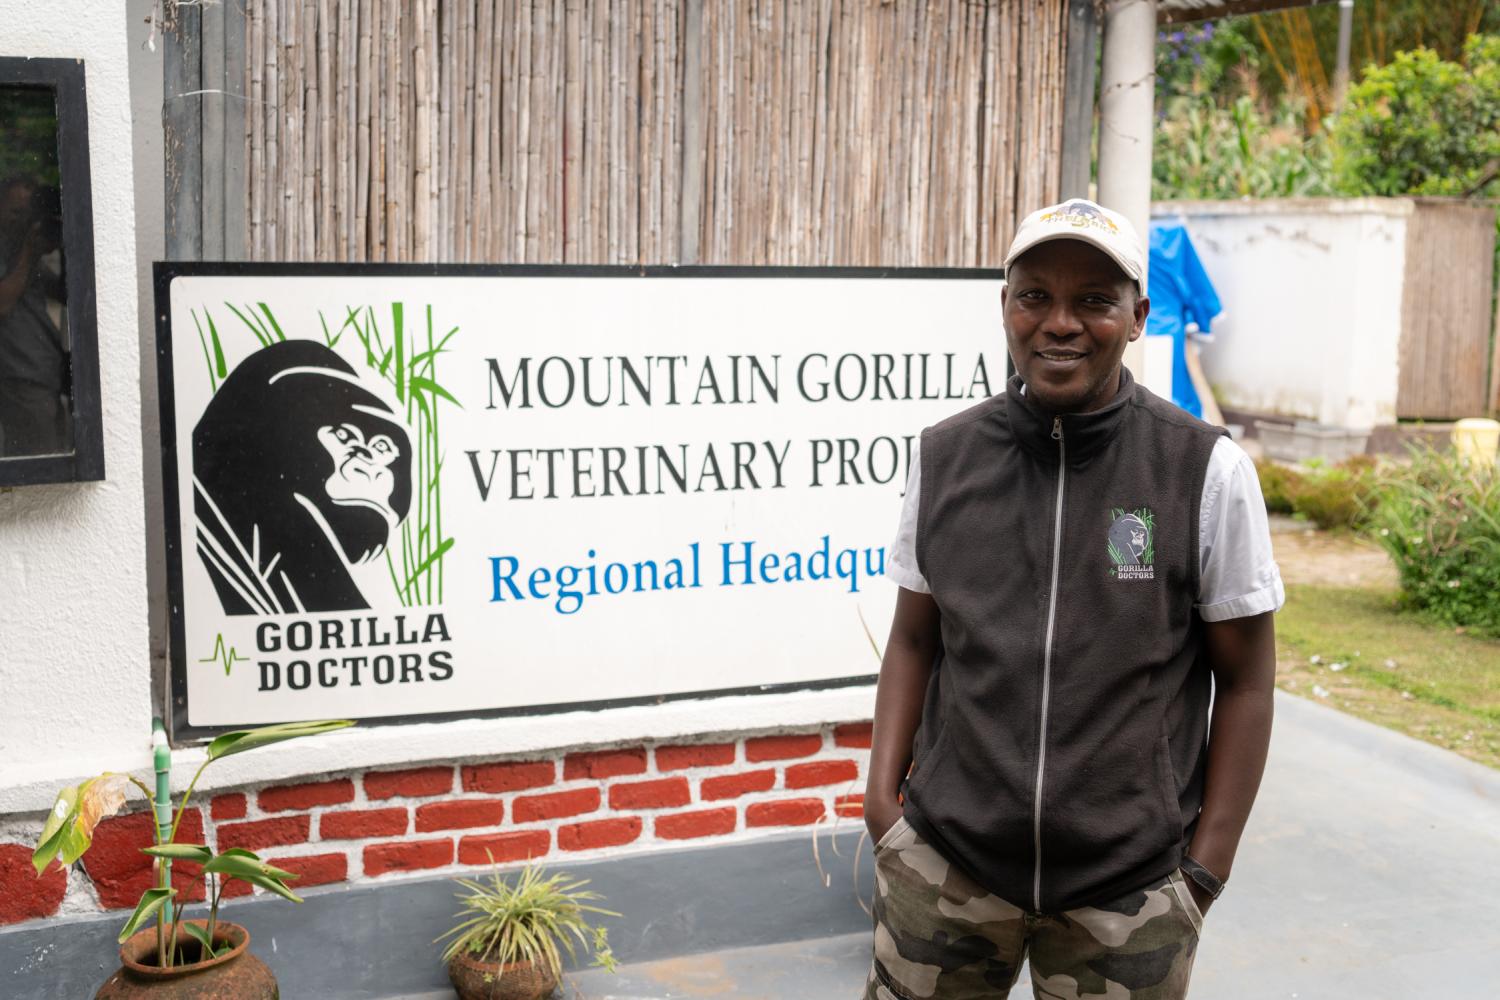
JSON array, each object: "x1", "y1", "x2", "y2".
[{"x1": 1179, "y1": 854, "x2": 1226, "y2": 899}]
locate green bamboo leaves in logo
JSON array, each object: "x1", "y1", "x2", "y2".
[{"x1": 323, "y1": 301, "x2": 460, "y2": 607}]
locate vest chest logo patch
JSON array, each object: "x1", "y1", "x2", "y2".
[{"x1": 1108, "y1": 507, "x2": 1155, "y2": 580}]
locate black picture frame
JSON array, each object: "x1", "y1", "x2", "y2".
[
  {"x1": 155, "y1": 261, "x2": 1006, "y2": 743},
  {"x1": 0, "y1": 57, "x2": 103, "y2": 486}
]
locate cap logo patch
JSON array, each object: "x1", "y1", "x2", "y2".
[{"x1": 1041, "y1": 200, "x2": 1120, "y2": 236}]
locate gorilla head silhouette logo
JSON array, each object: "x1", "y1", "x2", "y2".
[
  {"x1": 192, "y1": 341, "x2": 413, "y2": 614},
  {"x1": 1108, "y1": 512, "x2": 1149, "y2": 566}
]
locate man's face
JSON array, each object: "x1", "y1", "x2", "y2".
[{"x1": 1002, "y1": 239, "x2": 1149, "y2": 414}]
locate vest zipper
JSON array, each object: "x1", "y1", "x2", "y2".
[{"x1": 1033, "y1": 415, "x2": 1065, "y2": 912}]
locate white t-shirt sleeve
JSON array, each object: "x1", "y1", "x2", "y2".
[
  {"x1": 886, "y1": 439, "x2": 931, "y2": 594},
  {"x1": 1197, "y1": 437, "x2": 1285, "y2": 621}
]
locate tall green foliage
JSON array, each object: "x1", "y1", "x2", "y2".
[
  {"x1": 1253, "y1": 456, "x2": 1378, "y2": 531},
  {"x1": 1155, "y1": 19, "x2": 1261, "y2": 102},
  {"x1": 1330, "y1": 35, "x2": 1500, "y2": 198},
  {"x1": 1210, "y1": 2, "x2": 1500, "y2": 114},
  {"x1": 1153, "y1": 20, "x2": 1332, "y2": 200},
  {"x1": 1154, "y1": 94, "x2": 1332, "y2": 200},
  {"x1": 1368, "y1": 447, "x2": 1500, "y2": 637}
]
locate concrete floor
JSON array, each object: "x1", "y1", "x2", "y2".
[
  {"x1": 547, "y1": 692, "x2": 1500, "y2": 999},
  {"x1": 560, "y1": 934, "x2": 876, "y2": 998}
]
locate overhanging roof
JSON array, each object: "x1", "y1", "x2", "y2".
[{"x1": 1159, "y1": 0, "x2": 1334, "y2": 25}]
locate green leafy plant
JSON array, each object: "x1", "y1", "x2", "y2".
[
  {"x1": 32, "y1": 720, "x2": 353, "y2": 969},
  {"x1": 1156, "y1": 20, "x2": 1262, "y2": 106},
  {"x1": 1330, "y1": 35, "x2": 1500, "y2": 199},
  {"x1": 437, "y1": 862, "x2": 619, "y2": 982},
  {"x1": 1255, "y1": 456, "x2": 1378, "y2": 530},
  {"x1": 1157, "y1": 4, "x2": 1500, "y2": 124},
  {"x1": 1256, "y1": 459, "x2": 1305, "y2": 515},
  {"x1": 1296, "y1": 455, "x2": 1379, "y2": 531},
  {"x1": 1367, "y1": 445, "x2": 1500, "y2": 636},
  {"x1": 1154, "y1": 92, "x2": 1333, "y2": 200},
  {"x1": 1329, "y1": 34, "x2": 1500, "y2": 290}
]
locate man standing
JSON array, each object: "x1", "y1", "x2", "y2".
[{"x1": 864, "y1": 199, "x2": 1281, "y2": 999}]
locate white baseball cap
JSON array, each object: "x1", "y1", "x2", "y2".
[{"x1": 1003, "y1": 199, "x2": 1145, "y2": 291}]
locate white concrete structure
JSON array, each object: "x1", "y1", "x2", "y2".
[
  {"x1": 0, "y1": 2, "x2": 153, "y2": 813},
  {"x1": 1098, "y1": 0, "x2": 1159, "y2": 385},
  {"x1": 1152, "y1": 198, "x2": 1412, "y2": 430}
]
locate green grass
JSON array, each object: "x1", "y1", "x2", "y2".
[{"x1": 1276, "y1": 583, "x2": 1500, "y2": 769}]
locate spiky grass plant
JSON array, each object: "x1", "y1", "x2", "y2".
[{"x1": 436, "y1": 863, "x2": 619, "y2": 980}]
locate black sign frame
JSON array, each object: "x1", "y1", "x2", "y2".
[{"x1": 0, "y1": 58, "x2": 104, "y2": 485}]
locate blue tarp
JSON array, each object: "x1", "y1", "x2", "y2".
[{"x1": 1146, "y1": 223, "x2": 1222, "y2": 419}]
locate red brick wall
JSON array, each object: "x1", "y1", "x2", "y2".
[{"x1": 0, "y1": 721, "x2": 872, "y2": 927}]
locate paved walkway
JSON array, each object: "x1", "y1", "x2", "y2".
[{"x1": 560, "y1": 691, "x2": 1500, "y2": 999}]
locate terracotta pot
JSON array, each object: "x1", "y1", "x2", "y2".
[
  {"x1": 447, "y1": 950, "x2": 559, "y2": 1000},
  {"x1": 95, "y1": 921, "x2": 279, "y2": 999}
]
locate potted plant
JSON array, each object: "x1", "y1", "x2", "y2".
[
  {"x1": 437, "y1": 862, "x2": 619, "y2": 1000},
  {"x1": 31, "y1": 719, "x2": 353, "y2": 997}
]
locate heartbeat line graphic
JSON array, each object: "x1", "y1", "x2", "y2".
[{"x1": 198, "y1": 635, "x2": 249, "y2": 676}]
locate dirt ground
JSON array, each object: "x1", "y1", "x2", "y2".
[{"x1": 1267, "y1": 514, "x2": 1398, "y2": 589}]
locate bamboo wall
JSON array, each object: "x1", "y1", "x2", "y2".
[{"x1": 243, "y1": 0, "x2": 1070, "y2": 267}]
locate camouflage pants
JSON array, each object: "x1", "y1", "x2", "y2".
[{"x1": 864, "y1": 817, "x2": 1204, "y2": 1000}]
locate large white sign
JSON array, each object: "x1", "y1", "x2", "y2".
[{"x1": 157, "y1": 266, "x2": 1005, "y2": 734}]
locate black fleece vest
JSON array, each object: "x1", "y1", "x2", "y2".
[{"x1": 902, "y1": 369, "x2": 1225, "y2": 913}]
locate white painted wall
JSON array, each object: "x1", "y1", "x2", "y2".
[
  {"x1": 1152, "y1": 198, "x2": 1411, "y2": 429},
  {"x1": 127, "y1": 0, "x2": 169, "y2": 715},
  {"x1": 0, "y1": 2, "x2": 152, "y2": 808}
]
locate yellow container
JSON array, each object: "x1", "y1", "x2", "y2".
[{"x1": 1452, "y1": 418, "x2": 1500, "y2": 467}]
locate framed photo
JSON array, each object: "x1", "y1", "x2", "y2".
[{"x1": 0, "y1": 57, "x2": 102, "y2": 486}]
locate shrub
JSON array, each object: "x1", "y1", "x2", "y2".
[
  {"x1": 1294, "y1": 457, "x2": 1379, "y2": 530},
  {"x1": 1155, "y1": 20, "x2": 1261, "y2": 104},
  {"x1": 1368, "y1": 447, "x2": 1500, "y2": 636},
  {"x1": 1330, "y1": 35, "x2": 1500, "y2": 199},
  {"x1": 1256, "y1": 460, "x2": 1304, "y2": 515},
  {"x1": 1154, "y1": 94, "x2": 1332, "y2": 200},
  {"x1": 1255, "y1": 455, "x2": 1377, "y2": 530}
]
